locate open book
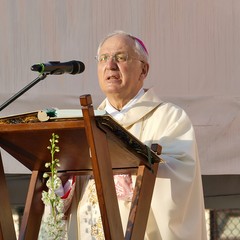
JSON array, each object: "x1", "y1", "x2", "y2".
[
  {"x1": 0, "y1": 108, "x2": 106, "y2": 124},
  {"x1": 37, "y1": 108, "x2": 106, "y2": 122}
]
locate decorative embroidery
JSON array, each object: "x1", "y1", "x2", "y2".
[
  {"x1": 88, "y1": 181, "x2": 99, "y2": 206},
  {"x1": 80, "y1": 180, "x2": 104, "y2": 239},
  {"x1": 91, "y1": 217, "x2": 105, "y2": 240},
  {"x1": 80, "y1": 175, "x2": 133, "y2": 239}
]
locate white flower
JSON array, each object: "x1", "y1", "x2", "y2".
[{"x1": 41, "y1": 133, "x2": 67, "y2": 239}]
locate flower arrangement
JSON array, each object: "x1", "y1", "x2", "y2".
[{"x1": 40, "y1": 133, "x2": 66, "y2": 239}]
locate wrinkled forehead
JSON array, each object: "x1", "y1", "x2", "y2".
[{"x1": 99, "y1": 35, "x2": 136, "y2": 55}]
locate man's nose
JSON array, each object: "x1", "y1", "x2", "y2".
[{"x1": 106, "y1": 58, "x2": 118, "y2": 69}]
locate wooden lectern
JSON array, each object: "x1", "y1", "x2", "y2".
[{"x1": 0, "y1": 95, "x2": 162, "y2": 240}]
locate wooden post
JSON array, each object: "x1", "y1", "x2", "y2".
[{"x1": 0, "y1": 151, "x2": 16, "y2": 240}]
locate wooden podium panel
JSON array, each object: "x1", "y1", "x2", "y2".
[
  {"x1": 0, "y1": 117, "x2": 157, "y2": 174},
  {"x1": 0, "y1": 94, "x2": 161, "y2": 240}
]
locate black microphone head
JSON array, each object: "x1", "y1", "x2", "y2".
[
  {"x1": 31, "y1": 60, "x2": 85, "y2": 75},
  {"x1": 70, "y1": 60, "x2": 85, "y2": 75},
  {"x1": 31, "y1": 64, "x2": 43, "y2": 72}
]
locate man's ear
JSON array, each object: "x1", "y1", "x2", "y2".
[{"x1": 140, "y1": 62, "x2": 149, "y2": 80}]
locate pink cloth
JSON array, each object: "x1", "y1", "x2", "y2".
[{"x1": 114, "y1": 174, "x2": 133, "y2": 201}]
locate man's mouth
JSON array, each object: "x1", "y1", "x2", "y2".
[
  {"x1": 105, "y1": 74, "x2": 122, "y2": 83},
  {"x1": 107, "y1": 75, "x2": 120, "y2": 80}
]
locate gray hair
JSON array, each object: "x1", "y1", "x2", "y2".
[{"x1": 97, "y1": 30, "x2": 149, "y2": 63}]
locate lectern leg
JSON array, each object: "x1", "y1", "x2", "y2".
[
  {"x1": 0, "y1": 151, "x2": 16, "y2": 240},
  {"x1": 80, "y1": 95, "x2": 124, "y2": 240},
  {"x1": 125, "y1": 163, "x2": 159, "y2": 240},
  {"x1": 19, "y1": 170, "x2": 45, "y2": 240}
]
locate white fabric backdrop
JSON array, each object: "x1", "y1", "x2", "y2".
[{"x1": 0, "y1": 0, "x2": 240, "y2": 174}]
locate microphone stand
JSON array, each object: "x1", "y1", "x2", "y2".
[{"x1": 0, "y1": 73, "x2": 48, "y2": 111}]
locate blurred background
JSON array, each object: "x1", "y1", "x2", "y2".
[{"x1": 1, "y1": 1, "x2": 240, "y2": 239}]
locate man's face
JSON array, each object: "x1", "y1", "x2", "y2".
[{"x1": 97, "y1": 35, "x2": 148, "y2": 103}]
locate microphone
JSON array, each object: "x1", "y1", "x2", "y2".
[{"x1": 31, "y1": 60, "x2": 85, "y2": 75}]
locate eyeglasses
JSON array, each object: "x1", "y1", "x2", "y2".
[{"x1": 95, "y1": 52, "x2": 144, "y2": 64}]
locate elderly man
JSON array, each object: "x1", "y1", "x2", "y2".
[{"x1": 69, "y1": 31, "x2": 207, "y2": 239}]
